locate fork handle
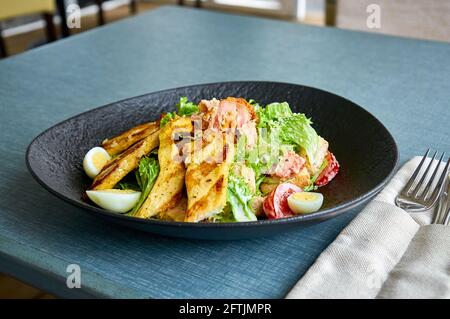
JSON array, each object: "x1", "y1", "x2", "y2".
[
  {"x1": 432, "y1": 192, "x2": 447, "y2": 224},
  {"x1": 444, "y1": 206, "x2": 450, "y2": 225}
]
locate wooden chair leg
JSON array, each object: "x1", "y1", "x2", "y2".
[
  {"x1": 56, "y1": 0, "x2": 70, "y2": 38},
  {"x1": 130, "y1": 0, "x2": 138, "y2": 14},
  {"x1": 43, "y1": 13, "x2": 57, "y2": 42},
  {"x1": 0, "y1": 25, "x2": 7, "y2": 58},
  {"x1": 178, "y1": 0, "x2": 201, "y2": 7},
  {"x1": 95, "y1": 0, "x2": 105, "y2": 25},
  {"x1": 325, "y1": 0, "x2": 337, "y2": 27}
]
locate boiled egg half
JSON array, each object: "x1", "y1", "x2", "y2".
[
  {"x1": 86, "y1": 189, "x2": 141, "y2": 213},
  {"x1": 287, "y1": 192, "x2": 323, "y2": 214},
  {"x1": 83, "y1": 147, "x2": 111, "y2": 178}
]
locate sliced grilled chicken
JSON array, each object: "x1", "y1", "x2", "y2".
[
  {"x1": 91, "y1": 130, "x2": 159, "y2": 190},
  {"x1": 260, "y1": 167, "x2": 311, "y2": 195},
  {"x1": 184, "y1": 131, "x2": 235, "y2": 222},
  {"x1": 291, "y1": 167, "x2": 311, "y2": 189},
  {"x1": 159, "y1": 196, "x2": 187, "y2": 222},
  {"x1": 102, "y1": 121, "x2": 160, "y2": 156},
  {"x1": 135, "y1": 117, "x2": 193, "y2": 218}
]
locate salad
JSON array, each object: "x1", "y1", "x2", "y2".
[{"x1": 83, "y1": 97, "x2": 339, "y2": 222}]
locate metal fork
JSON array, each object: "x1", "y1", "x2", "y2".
[
  {"x1": 444, "y1": 206, "x2": 450, "y2": 225},
  {"x1": 433, "y1": 174, "x2": 450, "y2": 224},
  {"x1": 395, "y1": 149, "x2": 450, "y2": 212}
]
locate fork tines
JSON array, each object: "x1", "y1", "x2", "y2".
[{"x1": 402, "y1": 149, "x2": 450, "y2": 203}]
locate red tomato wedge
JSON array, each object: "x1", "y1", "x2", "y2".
[
  {"x1": 315, "y1": 152, "x2": 340, "y2": 187},
  {"x1": 263, "y1": 183, "x2": 302, "y2": 219}
]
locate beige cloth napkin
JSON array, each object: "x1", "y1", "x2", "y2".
[{"x1": 286, "y1": 157, "x2": 450, "y2": 299}]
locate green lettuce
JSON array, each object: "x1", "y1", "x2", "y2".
[
  {"x1": 226, "y1": 172, "x2": 257, "y2": 222},
  {"x1": 160, "y1": 112, "x2": 176, "y2": 127},
  {"x1": 255, "y1": 102, "x2": 296, "y2": 164},
  {"x1": 177, "y1": 97, "x2": 199, "y2": 116},
  {"x1": 252, "y1": 101, "x2": 321, "y2": 189},
  {"x1": 257, "y1": 102, "x2": 293, "y2": 128},
  {"x1": 210, "y1": 203, "x2": 236, "y2": 222},
  {"x1": 279, "y1": 113, "x2": 320, "y2": 166},
  {"x1": 235, "y1": 129, "x2": 281, "y2": 195},
  {"x1": 129, "y1": 157, "x2": 160, "y2": 215},
  {"x1": 247, "y1": 124, "x2": 294, "y2": 182},
  {"x1": 311, "y1": 158, "x2": 329, "y2": 183},
  {"x1": 160, "y1": 97, "x2": 198, "y2": 128},
  {"x1": 118, "y1": 182, "x2": 141, "y2": 192},
  {"x1": 256, "y1": 103, "x2": 320, "y2": 165}
]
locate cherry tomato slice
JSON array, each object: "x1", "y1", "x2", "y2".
[
  {"x1": 263, "y1": 183, "x2": 302, "y2": 219},
  {"x1": 315, "y1": 152, "x2": 340, "y2": 187}
]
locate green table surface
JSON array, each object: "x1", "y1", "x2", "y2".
[{"x1": 0, "y1": 6, "x2": 449, "y2": 298}]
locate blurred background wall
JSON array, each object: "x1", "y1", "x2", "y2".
[
  {"x1": 1, "y1": 0, "x2": 449, "y2": 58},
  {"x1": 335, "y1": 0, "x2": 450, "y2": 42}
]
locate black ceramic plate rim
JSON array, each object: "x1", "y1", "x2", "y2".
[{"x1": 26, "y1": 81, "x2": 399, "y2": 229}]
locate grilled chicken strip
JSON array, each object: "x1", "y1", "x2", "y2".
[
  {"x1": 91, "y1": 130, "x2": 160, "y2": 190},
  {"x1": 184, "y1": 131, "x2": 235, "y2": 222},
  {"x1": 102, "y1": 121, "x2": 160, "y2": 156},
  {"x1": 135, "y1": 117, "x2": 193, "y2": 219},
  {"x1": 260, "y1": 167, "x2": 311, "y2": 195},
  {"x1": 159, "y1": 196, "x2": 187, "y2": 222}
]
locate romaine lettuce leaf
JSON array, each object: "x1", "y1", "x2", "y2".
[
  {"x1": 118, "y1": 182, "x2": 141, "y2": 192},
  {"x1": 227, "y1": 172, "x2": 257, "y2": 222},
  {"x1": 311, "y1": 158, "x2": 329, "y2": 183},
  {"x1": 257, "y1": 102, "x2": 293, "y2": 128},
  {"x1": 279, "y1": 113, "x2": 321, "y2": 167},
  {"x1": 248, "y1": 125, "x2": 294, "y2": 179},
  {"x1": 160, "y1": 112, "x2": 176, "y2": 127},
  {"x1": 160, "y1": 97, "x2": 199, "y2": 128},
  {"x1": 129, "y1": 157, "x2": 160, "y2": 215},
  {"x1": 210, "y1": 203, "x2": 235, "y2": 222},
  {"x1": 177, "y1": 97, "x2": 199, "y2": 116}
]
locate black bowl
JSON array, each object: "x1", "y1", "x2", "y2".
[{"x1": 26, "y1": 81, "x2": 398, "y2": 240}]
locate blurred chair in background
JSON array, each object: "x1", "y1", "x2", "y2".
[
  {"x1": 57, "y1": 0, "x2": 139, "y2": 38},
  {"x1": 2, "y1": 0, "x2": 449, "y2": 60},
  {"x1": 178, "y1": 0, "x2": 202, "y2": 8},
  {"x1": 55, "y1": 0, "x2": 69, "y2": 38},
  {"x1": 325, "y1": 0, "x2": 336, "y2": 26},
  {"x1": 0, "y1": 0, "x2": 56, "y2": 57},
  {"x1": 95, "y1": 0, "x2": 138, "y2": 25}
]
